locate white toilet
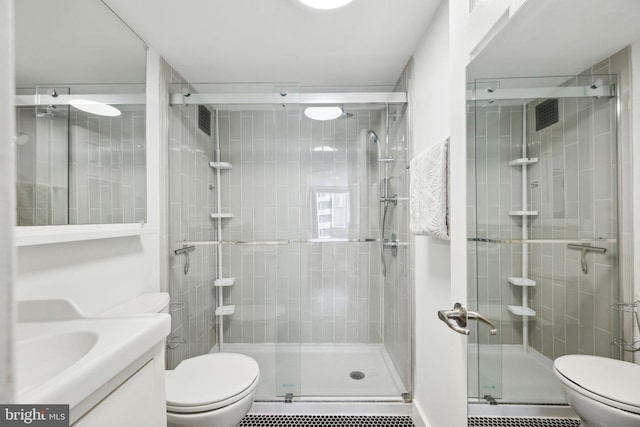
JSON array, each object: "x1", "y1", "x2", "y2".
[
  {"x1": 553, "y1": 355, "x2": 640, "y2": 427},
  {"x1": 102, "y1": 293, "x2": 259, "y2": 427}
]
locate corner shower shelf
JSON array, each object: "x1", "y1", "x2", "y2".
[
  {"x1": 508, "y1": 305, "x2": 536, "y2": 317},
  {"x1": 507, "y1": 277, "x2": 536, "y2": 287},
  {"x1": 215, "y1": 305, "x2": 236, "y2": 316},
  {"x1": 508, "y1": 157, "x2": 539, "y2": 166},
  {"x1": 214, "y1": 277, "x2": 235, "y2": 287},
  {"x1": 210, "y1": 213, "x2": 234, "y2": 219},
  {"x1": 508, "y1": 210, "x2": 539, "y2": 216},
  {"x1": 209, "y1": 162, "x2": 232, "y2": 170}
]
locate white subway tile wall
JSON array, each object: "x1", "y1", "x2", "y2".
[{"x1": 69, "y1": 108, "x2": 147, "y2": 224}]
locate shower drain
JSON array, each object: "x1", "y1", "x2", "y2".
[{"x1": 349, "y1": 371, "x2": 365, "y2": 380}]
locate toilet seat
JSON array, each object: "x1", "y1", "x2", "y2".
[
  {"x1": 166, "y1": 353, "x2": 259, "y2": 414},
  {"x1": 554, "y1": 355, "x2": 640, "y2": 414}
]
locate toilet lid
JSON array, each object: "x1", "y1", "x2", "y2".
[
  {"x1": 166, "y1": 353, "x2": 259, "y2": 409},
  {"x1": 554, "y1": 355, "x2": 640, "y2": 409}
]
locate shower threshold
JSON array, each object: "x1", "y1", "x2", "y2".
[{"x1": 468, "y1": 403, "x2": 578, "y2": 420}]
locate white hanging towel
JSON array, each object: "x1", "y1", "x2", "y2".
[{"x1": 410, "y1": 139, "x2": 449, "y2": 240}]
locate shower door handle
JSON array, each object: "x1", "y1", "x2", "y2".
[{"x1": 437, "y1": 303, "x2": 497, "y2": 336}]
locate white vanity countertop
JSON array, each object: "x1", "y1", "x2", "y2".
[{"x1": 16, "y1": 313, "x2": 170, "y2": 410}]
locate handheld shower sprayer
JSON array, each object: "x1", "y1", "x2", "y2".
[
  {"x1": 368, "y1": 130, "x2": 382, "y2": 159},
  {"x1": 368, "y1": 129, "x2": 393, "y2": 163}
]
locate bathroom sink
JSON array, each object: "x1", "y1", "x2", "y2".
[
  {"x1": 15, "y1": 300, "x2": 170, "y2": 422},
  {"x1": 16, "y1": 331, "x2": 98, "y2": 394}
]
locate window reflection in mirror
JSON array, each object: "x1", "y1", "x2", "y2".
[{"x1": 14, "y1": 0, "x2": 147, "y2": 226}]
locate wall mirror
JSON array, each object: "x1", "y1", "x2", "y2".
[{"x1": 14, "y1": 0, "x2": 147, "y2": 226}]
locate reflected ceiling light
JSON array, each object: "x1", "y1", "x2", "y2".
[
  {"x1": 313, "y1": 145, "x2": 338, "y2": 152},
  {"x1": 304, "y1": 106, "x2": 342, "y2": 121},
  {"x1": 69, "y1": 99, "x2": 121, "y2": 117},
  {"x1": 297, "y1": 0, "x2": 354, "y2": 10}
]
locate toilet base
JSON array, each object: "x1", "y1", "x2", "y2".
[
  {"x1": 561, "y1": 386, "x2": 640, "y2": 427},
  {"x1": 167, "y1": 389, "x2": 256, "y2": 427}
]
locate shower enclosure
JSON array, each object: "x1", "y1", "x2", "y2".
[
  {"x1": 167, "y1": 83, "x2": 412, "y2": 402},
  {"x1": 468, "y1": 73, "x2": 625, "y2": 406}
]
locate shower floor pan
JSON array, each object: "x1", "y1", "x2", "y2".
[
  {"x1": 469, "y1": 344, "x2": 566, "y2": 405},
  {"x1": 223, "y1": 343, "x2": 407, "y2": 401}
]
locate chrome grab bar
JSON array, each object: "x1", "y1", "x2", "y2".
[{"x1": 437, "y1": 302, "x2": 498, "y2": 336}]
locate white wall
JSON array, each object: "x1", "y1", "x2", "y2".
[
  {"x1": 410, "y1": 2, "x2": 461, "y2": 426},
  {"x1": 0, "y1": 0, "x2": 16, "y2": 403},
  {"x1": 15, "y1": 49, "x2": 163, "y2": 315}
]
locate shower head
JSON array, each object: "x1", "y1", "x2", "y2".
[
  {"x1": 368, "y1": 130, "x2": 382, "y2": 159},
  {"x1": 339, "y1": 105, "x2": 353, "y2": 119},
  {"x1": 368, "y1": 129, "x2": 393, "y2": 163},
  {"x1": 368, "y1": 130, "x2": 379, "y2": 144}
]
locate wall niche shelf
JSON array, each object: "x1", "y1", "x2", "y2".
[
  {"x1": 209, "y1": 162, "x2": 232, "y2": 170},
  {"x1": 215, "y1": 305, "x2": 236, "y2": 316},
  {"x1": 507, "y1": 277, "x2": 536, "y2": 287},
  {"x1": 214, "y1": 278, "x2": 235, "y2": 287},
  {"x1": 508, "y1": 305, "x2": 536, "y2": 317},
  {"x1": 508, "y1": 157, "x2": 539, "y2": 166},
  {"x1": 210, "y1": 213, "x2": 234, "y2": 219},
  {"x1": 508, "y1": 210, "x2": 539, "y2": 216}
]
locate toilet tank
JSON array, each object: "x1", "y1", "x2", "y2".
[{"x1": 101, "y1": 293, "x2": 170, "y2": 316}]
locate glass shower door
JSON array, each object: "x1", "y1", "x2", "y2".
[
  {"x1": 470, "y1": 74, "x2": 621, "y2": 405},
  {"x1": 272, "y1": 85, "x2": 302, "y2": 399}
]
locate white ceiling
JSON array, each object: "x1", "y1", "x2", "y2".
[
  {"x1": 102, "y1": 0, "x2": 441, "y2": 87},
  {"x1": 468, "y1": 0, "x2": 640, "y2": 80},
  {"x1": 15, "y1": 0, "x2": 146, "y2": 88}
]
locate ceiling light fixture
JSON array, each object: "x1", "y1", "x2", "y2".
[
  {"x1": 297, "y1": 0, "x2": 354, "y2": 10},
  {"x1": 304, "y1": 106, "x2": 343, "y2": 121},
  {"x1": 69, "y1": 99, "x2": 121, "y2": 117}
]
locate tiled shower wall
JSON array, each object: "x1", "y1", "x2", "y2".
[
  {"x1": 165, "y1": 61, "x2": 217, "y2": 369},
  {"x1": 472, "y1": 48, "x2": 632, "y2": 362},
  {"x1": 217, "y1": 109, "x2": 387, "y2": 345},
  {"x1": 15, "y1": 106, "x2": 146, "y2": 225}
]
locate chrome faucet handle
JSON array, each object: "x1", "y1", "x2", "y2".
[{"x1": 466, "y1": 310, "x2": 498, "y2": 335}]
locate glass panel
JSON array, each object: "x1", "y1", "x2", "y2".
[
  {"x1": 273, "y1": 85, "x2": 302, "y2": 399},
  {"x1": 469, "y1": 74, "x2": 620, "y2": 406},
  {"x1": 167, "y1": 83, "x2": 411, "y2": 402},
  {"x1": 166, "y1": 95, "x2": 217, "y2": 369}
]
